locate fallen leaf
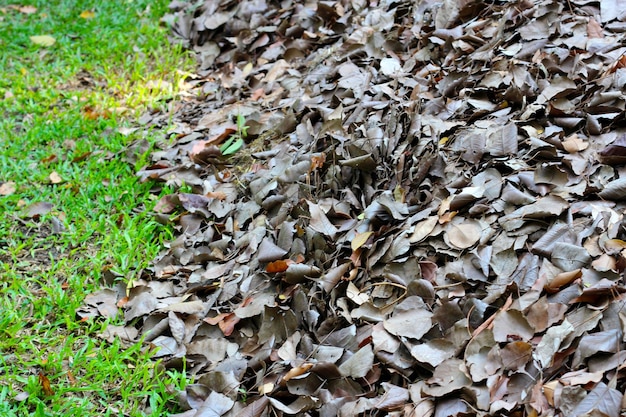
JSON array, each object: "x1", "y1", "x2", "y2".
[
  {"x1": 351, "y1": 231, "x2": 373, "y2": 251},
  {"x1": 79, "y1": 10, "x2": 95, "y2": 19},
  {"x1": 0, "y1": 181, "x2": 16, "y2": 195},
  {"x1": 282, "y1": 363, "x2": 313, "y2": 382},
  {"x1": 445, "y1": 220, "x2": 481, "y2": 249},
  {"x1": 38, "y1": 373, "x2": 53, "y2": 396},
  {"x1": 338, "y1": 344, "x2": 374, "y2": 378},
  {"x1": 193, "y1": 391, "x2": 235, "y2": 417},
  {"x1": 204, "y1": 312, "x2": 240, "y2": 336},
  {"x1": 41, "y1": 154, "x2": 58, "y2": 164},
  {"x1": 49, "y1": 171, "x2": 63, "y2": 184},
  {"x1": 30, "y1": 35, "x2": 56, "y2": 46},
  {"x1": 346, "y1": 281, "x2": 369, "y2": 305},
  {"x1": 384, "y1": 296, "x2": 433, "y2": 340},
  {"x1": 500, "y1": 341, "x2": 532, "y2": 370},
  {"x1": 18, "y1": 5, "x2": 37, "y2": 14},
  {"x1": 307, "y1": 201, "x2": 338, "y2": 238},
  {"x1": 571, "y1": 382, "x2": 622, "y2": 417},
  {"x1": 24, "y1": 201, "x2": 53, "y2": 218},
  {"x1": 380, "y1": 57, "x2": 402, "y2": 76},
  {"x1": 237, "y1": 396, "x2": 270, "y2": 417},
  {"x1": 266, "y1": 259, "x2": 294, "y2": 273},
  {"x1": 409, "y1": 216, "x2": 438, "y2": 243}
]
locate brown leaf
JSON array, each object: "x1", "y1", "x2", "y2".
[
  {"x1": 500, "y1": 341, "x2": 532, "y2": 370},
  {"x1": 384, "y1": 296, "x2": 433, "y2": 340},
  {"x1": 492, "y1": 310, "x2": 534, "y2": 342},
  {"x1": 38, "y1": 373, "x2": 53, "y2": 396},
  {"x1": 544, "y1": 269, "x2": 581, "y2": 293},
  {"x1": 445, "y1": 220, "x2": 481, "y2": 249},
  {"x1": 571, "y1": 279, "x2": 626, "y2": 304},
  {"x1": 258, "y1": 238, "x2": 288, "y2": 263},
  {"x1": 193, "y1": 391, "x2": 235, "y2": 417}
]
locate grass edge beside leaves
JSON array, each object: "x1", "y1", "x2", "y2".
[{"x1": 0, "y1": 1, "x2": 195, "y2": 415}]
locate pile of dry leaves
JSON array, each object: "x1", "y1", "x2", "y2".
[{"x1": 81, "y1": 0, "x2": 626, "y2": 415}]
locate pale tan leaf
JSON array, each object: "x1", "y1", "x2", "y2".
[
  {"x1": 18, "y1": 5, "x2": 37, "y2": 14},
  {"x1": 30, "y1": 35, "x2": 56, "y2": 46},
  {"x1": 346, "y1": 282, "x2": 369, "y2": 305},
  {"x1": 351, "y1": 231, "x2": 373, "y2": 251},
  {"x1": 445, "y1": 220, "x2": 481, "y2": 249},
  {"x1": 409, "y1": 216, "x2": 438, "y2": 243},
  {"x1": 49, "y1": 171, "x2": 63, "y2": 184},
  {"x1": 0, "y1": 181, "x2": 16, "y2": 195}
]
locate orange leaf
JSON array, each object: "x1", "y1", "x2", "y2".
[
  {"x1": 282, "y1": 363, "x2": 313, "y2": 382},
  {"x1": 38, "y1": 372, "x2": 53, "y2": 396},
  {"x1": 610, "y1": 55, "x2": 626, "y2": 73},
  {"x1": 204, "y1": 312, "x2": 231, "y2": 325},
  {"x1": 544, "y1": 269, "x2": 581, "y2": 293},
  {"x1": 240, "y1": 296, "x2": 254, "y2": 307},
  {"x1": 251, "y1": 88, "x2": 265, "y2": 100},
  {"x1": 310, "y1": 153, "x2": 326, "y2": 171},
  {"x1": 438, "y1": 211, "x2": 457, "y2": 224},
  {"x1": 116, "y1": 296, "x2": 129, "y2": 308},
  {"x1": 82, "y1": 105, "x2": 110, "y2": 120},
  {"x1": 206, "y1": 191, "x2": 227, "y2": 200},
  {"x1": 219, "y1": 313, "x2": 240, "y2": 336},
  {"x1": 266, "y1": 259, "x2": 294, "y2": 273}
]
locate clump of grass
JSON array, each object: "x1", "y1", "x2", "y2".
[{"x1": 0, "y1": 1, "x2": 195, "y2": 415}]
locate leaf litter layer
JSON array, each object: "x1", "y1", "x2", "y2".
[{"x1": 85, "y1": 0, "x2": 626, "y2": 415}]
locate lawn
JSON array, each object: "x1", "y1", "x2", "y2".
[{"x1": 0, "y1": 1, "x2": 194, "y2": 415}]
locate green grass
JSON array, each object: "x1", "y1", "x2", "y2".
[{"x1": 0, "y1": 1, "x2": 195, "y2": 415}]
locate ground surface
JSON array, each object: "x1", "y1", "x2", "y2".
[
  {"x1": 115, "y1": 0, "x2": 626, "y2": 415},
  {"x1": 5, "y1": 0, "x2": 626, "y2": 416}
]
